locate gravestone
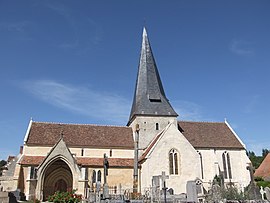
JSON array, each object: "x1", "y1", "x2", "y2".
[
  {"x1": 186, "y1": 181, "x2": 198, "y2": 203},
  {"x1": 168, "y1": 188, "x2": 174, "y2": 195},
  {"x1": 152, "y1": 176, "x2": 160, "y2": 201},
  {"x1": 0, "y1": 191, "x2": 9, "y2": 203},
  {"x1": 96, "y1": 181, "x2": 101, "y2": 203},
  {"x1": 265, "y1": 187, "x2": 270, "y2": 201},
  {"x1": 159, "y1": 171, "x2": 169, "y2": 203},
  {"x1": 260, "y1": 186, "x2": 265, "y2": 200},
  {"x1": 246, "y1": 164, "x2": 261, "y2": 200}
]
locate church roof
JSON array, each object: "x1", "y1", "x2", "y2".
[
  {"x1": 19, "y1": 155, "x2": 134, "y2": 168},
  {"x1": 25, "y1": 121, "x2": 134, "y2": 149},
  {"x1": 128, "y1": 27, "x2": 177, "y2": 124},
  {"x1": 178, "y1": 121, "x2": 245, "y2": 149},
  {"x1": 254, "y1": 153, "x2": 270, "y2": 179}
]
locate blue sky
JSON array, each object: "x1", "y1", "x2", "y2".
[{"x1": 0, "y1": 0, "x2": 270, "y2": 160}]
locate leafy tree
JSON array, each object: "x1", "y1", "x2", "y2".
[
  {"x1": 0, "y1": 160, "x2": 7, "y2": 168},
  {"x1": 262, "y1": 148, "x2": 269, "y2": 158},
  {"x1": 247, "y1": 151, "x2": 263, "y2": 169},
  {"x1": 0, "y1": 160, "x2": 7, "y2": 176}
]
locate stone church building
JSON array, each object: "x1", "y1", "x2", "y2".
[{"x1": 0, "y1": 28, "x2": 251, "y2": 200}]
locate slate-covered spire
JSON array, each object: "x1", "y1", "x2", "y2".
[{"x1": 128, "y1": 27, "x2": 178, "y2": 124}]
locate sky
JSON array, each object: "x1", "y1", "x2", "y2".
[{"x1": 0, "y1": 0, "x2": 270, "y2": 160}]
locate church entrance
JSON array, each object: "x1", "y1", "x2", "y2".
[{"x1": 43, "y1": 159, "x2": 73, "y2": 200}]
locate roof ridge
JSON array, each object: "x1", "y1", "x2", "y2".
[
  {"x1": 178, "y1": 120, "x2": 224, "y2": 124},
  {"x1": 32, "y1": 121, "x2": 130, "y2": 128}
]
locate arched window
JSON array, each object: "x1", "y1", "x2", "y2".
[
  {"x1": 92, "y1": 170, "x2": 96, "y2": 183},
  {"x1": 81, "y1": 148, "x2": 84, "y2": 156},
  {"x1": 197, "y1": 151, "x2": 204, "y2": 179},
  {"x1": 155, "y1": 123, "x2": 159, "y2": 130},
  {"x1": 222, "y1": 151, "x2": 232, "y2": 179},
  {"x1": 97, "y1": 170, "x2": 102, "y2": 182},
  {"x1": 110, "y1": 149, "x2": 112, "y2": 157},
  {"x1": 169, "y1": 149, "x2": 179, "y2": 175}
]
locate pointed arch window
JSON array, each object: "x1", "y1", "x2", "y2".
[
  {"x1": 222, "y1": 151, "x2": 232, "y2": 179},
  {"x1": 197, "y1": 151, "x2": 204, "y2": 179},
  {"x1": 169, "y1": 149, "x2": 179, "y2": 175},
  {"x1": 92, "y1": 170, "x2": 96, "y2": 183},
  {"x1": 81, "y1": 148, "x2": 84, "y2": 156},
  {"x1": 97, "y1": 170, "x2": 102, "y2": 182}
]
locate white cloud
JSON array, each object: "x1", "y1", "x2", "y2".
[
  {"x1": 22, "y1": 80, "x2": 130, "y2": 125},
  {"x1": 229, "y1": 39, "x2": 254, "y2": 55},
  {"x1": 0, "y1": 21, "x2": 32, "y2": 33}
]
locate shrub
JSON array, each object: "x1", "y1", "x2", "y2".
[
  {"x1": 48, "y1": 190, "x2": 82, "y2": 203},
  {"x1": 256, "y1": 180, "x2": 270, "y2": 188}
]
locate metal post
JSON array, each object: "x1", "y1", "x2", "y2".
[{"x1": 163, "y1": 181, "x2": 167, "y2": 203}]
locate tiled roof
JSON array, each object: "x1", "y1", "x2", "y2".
[
  {"x1": 178, "y1": 121, "x2": 244, "y2": 149},
  {"x1": 19, "y1": 156, "x2": 45, "y2": 165},
  {"x1": 26, "y1": 122, "x2": 134, "y2": 149},
  {"x1": 77, "y1": 157, "x2": 134, "y2": 168},
  {"x1": 19, "y1": 156, "x2": 133, "y2": 168},
  {"x1": 254, "y1": 153, "x2": 270, "y2": 179}
]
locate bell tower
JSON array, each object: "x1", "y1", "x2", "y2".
[{"x1": 128, "y1": 27, "x2": 178, "y2": 150}]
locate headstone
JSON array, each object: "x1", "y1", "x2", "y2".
[
  {"x1": 186, "y1": 181, "x2": 198, "y2": 203},
  {"x1": 103, "y1": 183, "x2": 109, "y2": 200},
  {"x1": 265, "y1": 187, "x2": 270, "y2": 201},
  {"x1": 246, "y1": 164, "x2": 262, "y2": 200},
  {"x1": 167, "y1": 188, "x2": 174, "y2": 195},
  {"x1": 96, "y1": 182, "x2": 101, "y2": 203},
  {"x1": 152, "y1": 176, "x2": 160, "y2": 189},
  {"x1": 195, "y1": 179, "x2": 202, "y2": 195},
  {"x1": 0, "y1": 192, "x2": 9, "y2": 203},
  {"x1": 260, "y1": 186, "x2": 265, "y2": 200},
  {"x1": 159, "y1": 171, "x2": 169, "y2": 203},
  {"x1": 152, "y1": 176, "x2": 160, "y2": 201}
]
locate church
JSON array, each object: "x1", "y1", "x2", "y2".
[{"x1": 0, "y1": 28, "x2": 251, "y2": 201}]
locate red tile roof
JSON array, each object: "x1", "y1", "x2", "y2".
[
  {"x1": 26, "y1": 122, "x2": 134, "y2": 149},
  {"x1": 178, "y1": 121, "x2": 244, "y2": 149},
  {"x1": 77, "y1": 157, "x2": 134, "y2": 168},
  {"x1": 254, "y1": 153, "x2": 270, "y2": 179},
  {"x1": 19, "y1": 155, "x2": 134, "y2": 168},
  {"x1": 19, "y1": 156, "x2": 45, "y2": 165}
]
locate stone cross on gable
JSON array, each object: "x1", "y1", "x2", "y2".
[{"x1": 160, "y1": 171, "x2": 169, "y2": 189}]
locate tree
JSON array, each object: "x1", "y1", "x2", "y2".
[
  {"x1": 0, "y1": 160, "x2": 7, "y2": 176},
  {"x1": 262, "y1": 148, "x2": 269, "y2": 158},
  {"x1": 247, "y1": 150, "x2": 263, "y2": 169}
]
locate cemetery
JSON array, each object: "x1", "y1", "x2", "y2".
[{"x1": 1, "y1": 153, "x2": 270, "y2": 203}]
